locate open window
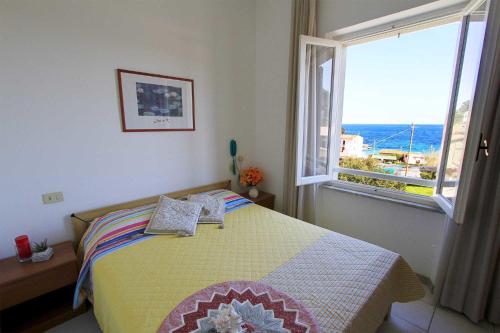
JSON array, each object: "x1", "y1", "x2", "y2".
[
  {"x1": 295, "y1": 0, "x2": 489, "y2": 216},
  {"x1": 295, "y1": 36, "x2": 342, "y2": 185},
  {"x1": 435, "y1": 2, "x2": 489, "y2": 217}
]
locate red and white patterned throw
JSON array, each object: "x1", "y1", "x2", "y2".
[{"x1": 157, "y1": 281, "x2": 319, "y2": 333}]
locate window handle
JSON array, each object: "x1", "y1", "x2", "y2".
[{"x1": 476, "y1": 133, "x2": 489, "y2": 161}]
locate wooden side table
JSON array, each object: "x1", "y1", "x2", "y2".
[
  {"x1": 0, "y1": 241, "x2": 86, "y2": 332},
  {"x1": 240, "y1": 190, "x2": 275, "y2": 210}
]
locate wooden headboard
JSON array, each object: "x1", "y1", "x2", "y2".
[{"x1": 71, "y1": 180, "x2": 231, "y2": 249}]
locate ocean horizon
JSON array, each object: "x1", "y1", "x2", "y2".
[{"x1": 342, "y1": 124, "x2": 444, "y2": 154}]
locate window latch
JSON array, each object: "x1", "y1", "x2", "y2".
[{"x1": 476, "y1": 133, "x2": 489, "y2": 161}]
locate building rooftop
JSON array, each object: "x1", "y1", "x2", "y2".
[
  {"x1": 371, "y1": 154, "x2": 397, "y2": 161},
  {"x1": 379, "y1": 149, "x2": 405, "y2": 155},
  {"x1": 341, "y1": 134, "x2": 362, "y2": 140}
]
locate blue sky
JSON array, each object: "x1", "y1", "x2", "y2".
[{"x1": 341, "y1": 22, "x2": 461, "y2": 125}]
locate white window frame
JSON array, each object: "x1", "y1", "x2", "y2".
[
  {"x1": 296, "y1": 0, "x2": 487, "y2": 210},
  {"x1": 434, "y1": 0, "x2": 489, "y2": 219},
  {"x1": 295, "y1": 35, "x2": 342, "y2": 185}
]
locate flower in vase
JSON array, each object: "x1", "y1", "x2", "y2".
[{"x1": 239, "y1": 167, "x2": 263, "y2": 187}]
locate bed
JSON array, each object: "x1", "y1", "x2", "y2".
[{"x1": 71, "y1": 180, "x2": 424, "y2": 333}]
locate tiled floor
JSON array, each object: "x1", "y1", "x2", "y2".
[
  {"x1": 377, "y1": 286, "x2": 499, "y2": 333},
  {"x1": 47, "y1": 287, "x2": 499, "y2": 333}
]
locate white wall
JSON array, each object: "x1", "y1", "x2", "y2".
[
  {"x1": 254, "y1": 0, "x2": 293, "y2": 211},
  {"x1": 0, "y1": 0, "x2": 256, "y2": 258},
  {"x1": 316, "y1": 187, "x2": 445, "y2": 281}
]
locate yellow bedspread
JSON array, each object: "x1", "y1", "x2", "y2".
[{"x1": 92, "y1": 205, "x2": 328, "y2": 333}]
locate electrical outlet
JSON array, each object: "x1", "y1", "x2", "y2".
[{"x1": 42, "y1": 192, "x2": 64, "y2": 204}]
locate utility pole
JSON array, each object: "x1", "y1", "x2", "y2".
[{"x1": 405, "y1": 123, "x2": 415, "y2": 177}]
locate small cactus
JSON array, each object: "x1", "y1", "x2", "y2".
[{"x1": 32, "y1": 238, "x2": 48, "y2": 253}]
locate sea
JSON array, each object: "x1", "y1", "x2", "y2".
[{"x1": 342, "y1": 124, "x2": 444, "y2": 154}]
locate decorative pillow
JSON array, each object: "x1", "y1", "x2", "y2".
[
  {"x1": 201, "y1": 189, "x2": 254, "y2": 213},
  {"x1": 144, "y1": 196, "x2": 202, "y2": 236},
  {"x1": 187, "y1": 194, "x2": 225, "y2": 224}
]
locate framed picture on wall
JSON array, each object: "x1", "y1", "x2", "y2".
[{"x1": 117, "y1": 69, "x2": 195, "y2": 132}]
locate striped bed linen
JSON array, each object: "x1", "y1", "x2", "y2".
[{"x1": 73, "y1": 190, "x2": 252, "y2": 308}]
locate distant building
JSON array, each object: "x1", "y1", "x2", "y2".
[
  {"x1": 340, "y1": 134, "x2": 363, "y2": 157},
  {"x1": 404, "y1": 152, "x2": 426, "y2": 165},
  {"x1": 376, "y1": 149, "x2": 404, "y2": 162},
  {"x1": 371, "y1": 154, "x2": 397, "y2": 162},
  {"x1": 379, "y1": 149, "x2": 405, "y2": 156}
]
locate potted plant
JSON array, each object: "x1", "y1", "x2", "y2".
[
  {"x1": 239, "y1": 167, "x2": 264, "y2": 198},
  {"x1": 31, "y1": 239, "x2": 54, "y2": 262}
]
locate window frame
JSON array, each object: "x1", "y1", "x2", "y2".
[
  {"x1": 434, "y1": 15, "x2": 469, "y2": 215},
  {"x1": 296, "y1": 0, "x2": 487, "y2": 210},
  {"x1": 329, "y1": 16, "x2": 461, "y2": 206},
  {"x1": 295, "y1": 35, "x2": 343, "y2": 186},
  {"x1": 325, "y1": 179, "x2": 441, "y2": 210},
  {"x1": 434, "y1": 1, "x2": 489, "y2": 219}
]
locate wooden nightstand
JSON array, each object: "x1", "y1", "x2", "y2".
[
  {"x1": 0, "y1": 241, "x2": 86, "y2": 332},
  {"x1": 240, "y1": 190, "x2": 275, "y2": 210}
]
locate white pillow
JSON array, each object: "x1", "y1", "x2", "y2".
[
  {"x1": 187, "y1": 194, "x2": 225, "y2": 224},
  {"x1": 144, "y1": 196, "x2": 202, "y2": 236}
]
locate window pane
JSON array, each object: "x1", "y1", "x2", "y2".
[
  {"x1": 338, "y1": 22, "x2": 460, "y2": 195},
  {"x1": 441, "y1": 6, "x2": 487, "y2": 202},
  {"x1": 301, "y1": 44, "x2": 335, "y2": 177}
]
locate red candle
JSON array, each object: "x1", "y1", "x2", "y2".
[{"x1": 15, "y1": 235, "x2": 32, "y2": 260}]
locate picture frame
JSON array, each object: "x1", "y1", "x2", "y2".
[{"x1": 117, "y1": 69, "x2": 195, "y2": 132}]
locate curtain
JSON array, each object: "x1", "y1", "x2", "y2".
[
  {"x1": 283, "y1": 0, "x2": 317, "y2": 218},
  {"x1": 437, "y1": 0, "x2": 500, "y2": 324}
]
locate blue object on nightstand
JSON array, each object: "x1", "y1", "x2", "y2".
[{"x1": 230, "y1": 139, "x2": 237, "y2": 175}]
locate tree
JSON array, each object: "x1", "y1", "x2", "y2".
[
  {"x1": 339, "y1": 157, "x2": 406, "y2": 191},
  {"x1": 420, "y1": 170, "x2": 437, "y2": 180}
]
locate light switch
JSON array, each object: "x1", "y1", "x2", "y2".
[{"x1": 42, "y1": 192, "x2": 64, "y2": 204}]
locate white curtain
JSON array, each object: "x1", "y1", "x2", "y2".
[{"x1": 283, "y1": 0, "x2": 317, "y2": 218}]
